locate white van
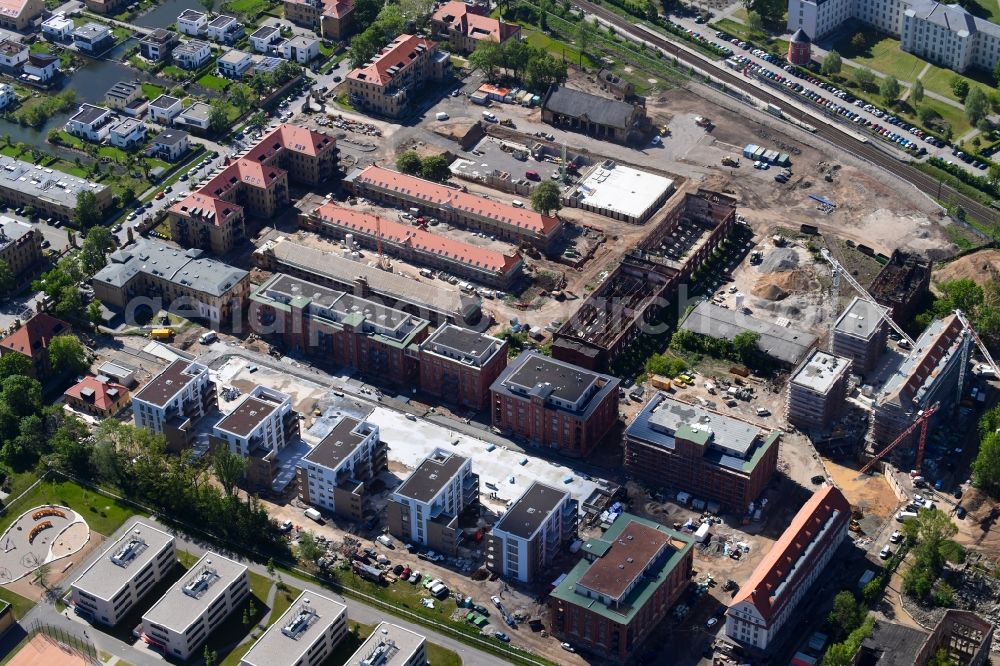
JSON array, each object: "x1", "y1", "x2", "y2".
[
  {"x1": 199, "y1": 331, "x2": 218, "y2": 344},
  {"x1": 482, "y1": 111, "x2": 497, "y2": 122},
  {"x1": 435, "y1": 112, "x2": 449, "y2": 121},
  {"x1": 304, "y1": 507, "x2": 323, "y2": 523},
  {"x1": 511, "y1": 200, "x2": 524, "y2": 208}
]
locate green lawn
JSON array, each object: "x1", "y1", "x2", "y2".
[
  {"x1": 0, "y1": 588, "x2": 35, "y2": 621},
  {"x1": 266, "y1": 583, "x2": 302, "y2": 627},
  {"x1": 713, "y1": 17, "x2": 764, "y2": 44},
  {"x1": 524, "y1": 30, "x2": 598, "y2": 69},
  {"x1": 141, "y1": 83, "x2": 164, "y2": 100},
  {"x1": 161, "y1": 65, "x2": 188, "y2": 80},
  {"x1": 428, "y1": 642, "x2": 463, "y2": 666},
  {"x1": 831, "y1": 34, "x2": 926, "y2": 83},
  {"x1": 966, "y1": 0, "x2": 1000, "y2": 23},
  {"x1": 196, "y1": 74, "x2": 230, "y2": 91},
  {"x1": 223, "y1": 0, "x2": 270, "y2": 14},
  {"x1": 920, "y1": 63, "x2": 995, "y2": 104},
  {"x1": 1, "y1": 478, "x2": 135, "y2": 537}
]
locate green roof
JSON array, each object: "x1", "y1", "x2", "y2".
[
  {"x1": 550, "y1": 513, "x2": 693, "y2": 625},
  {"x1": 675, "y1": 423, "x2": 710, "y2": 446},
  {"x1": 581, "y1": 538, "x2": 612, "y2": 557},
  {"x1": 742, "y1": 431, "x2": 781, "y2": 473}
]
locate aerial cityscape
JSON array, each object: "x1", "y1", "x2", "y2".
[{"x1": 0, "y1": 0, "x2": 995, "y2": 663}]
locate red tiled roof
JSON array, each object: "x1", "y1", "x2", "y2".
[
  {"x1": 0, "y1": 0, "x2": 35, "y2": 19},
  {"x1": 432, "y1": 2, "x2": 519, "y2": 42},
  {"x1": 64, "y1": 376, "x2": 128, "y2": 411},
  {"x1": 347, "y1": 34, "x2": 437, "y2": 87},
  {"x1": 169, "y1": 191, "x2": 243, "y2": 226},
  {"x1": 355, "y1": 166, "x2": 561, "y2": 237},
  {"x1": 245, "y1": 123, "x2": 335, "y2": 161},
  {"x1": 314, "y1": 203, "x2": 521, "y2": 275},
  {"x1": 729, "y1": 485, "x2": 849, "y2": 624},
  {"x1": 0, "y1": 313, "x2": 70, "y2": 359},
  {"x1": 285, "y1": 0, "x2": 353, "y2": 15}
]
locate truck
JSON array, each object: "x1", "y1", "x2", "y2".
[
  {"x1": 150, "y1": 328, "x2": 173, "y2": 340},
  {"x1": 694, "y1": 522, "x2": 711, "y2": 543},
  {"x1": 376, "y1": 534, "x2": 395, "y2": 549}
]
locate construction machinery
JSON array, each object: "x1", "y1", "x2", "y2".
[
  {"x1": 858, "y1": 403, "x2": 938, "y2": 476},
  {"x1": 820, "y1": 248, "x2": 915, "y2": 346}
]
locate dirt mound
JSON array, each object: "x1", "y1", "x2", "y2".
[
  {"x1": 935, "y1": 249, "x2": 1000, "y2": 288},
  {"x1": 760, "y1": 248, "x2": 799, "y2": 274},
  {"x1": 752, "y1": 269, "x2": 813, "y2": 301}
]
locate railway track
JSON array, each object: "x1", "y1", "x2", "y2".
[{"x1": 573, "y1": 0, "x2": 1000, "y2": 231}]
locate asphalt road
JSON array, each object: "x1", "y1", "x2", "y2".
[{"x1": 573, "y1": 0, "x2": 1000, "y2": 230}]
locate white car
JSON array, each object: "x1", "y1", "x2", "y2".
[
  {"x1": 889, "y1": 530, "x2": 902, "y2": 543},
  {"x1": 879, "y1": 545, "x2": 892, "y2": 559},
  {"x1": 491, "y1": 595, "x2": 502, "y2": 608},
  {"x1": 560, "y1": 643, "x2": 575, "y2": 653}
]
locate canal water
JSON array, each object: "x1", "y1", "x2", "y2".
[
  {"x1": 4, "y1": 42, "x2": 141, "y2": 160},
  {"x1": 134, "y1": 0, "x2": 206, "y2": 29}
]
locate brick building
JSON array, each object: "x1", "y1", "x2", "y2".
[
  {"x1": 346, "y1": 165, "x2": 562, "y2": 252},
  {"x1": 346, "y1": 34, "x2": 450, "y2": 118},
  {"x1": 283, "y1": 0, "x2": 354, "y2": 40},
  {"x1": 490, "y1": 351, "x2": 620, "y2": 458},
  {"x1": 169, "y1": 124, "x2": 336, "y2": 254},
  {"x1": 541, "y1": 85, "x2": 649, "y2": 145},
  {"x1": 548, "y1": 514, "x2": 694, "y2": 662},
  {"x1": 418, "y1": 325, "x2": 507, "y2": 411},
  {"x1": 624, "y1": 394, "x2": 780, "y2": 512},
  {"x1": 726, "y1": 485, "x2": 850, "y2": 650},
  {"x1": 869, "y1": 249, "x2": 932, "y2": 323},
  {"x1": 248, "y1": 273, "x2": 430, "y2": 388},
  {"x1": 0, "y1": 216, "x2": 42, "y2": 284}
]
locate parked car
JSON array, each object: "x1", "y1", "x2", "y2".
[
  {"x1": 491, "y1": 596, "x2": 502, "y2": 608},
  {"x1": 879, "y1": 545, "x2": 892, "y2": 559},
  {"x1": 494, "y1": 632, "x2": 510, "y2": 642},
  {"x1": 889, "y1": 530, "x2": 902, "y2": 543},
  {"x1": 408, "y1": 571, "x2": 421, "y2": 583},
  {"x1": 561, "y1": 643, "x2": 576, "y2": 653}
]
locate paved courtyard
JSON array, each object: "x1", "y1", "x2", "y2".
[{"x1": 0, "y1": 505, "x2": 90, "y2": 583}]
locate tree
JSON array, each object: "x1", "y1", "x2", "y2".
[
  {"x1": 297, "y1": 531, "x2": 324, "y2": 562},
  {"x1": 941, "y1": 278, "x2": 983, "y2": 313},
  {"x1": 973, "y1": 431, "x2": 1000, "y2": 494},
  {"x1": 951, "y1": 76, "x2": 969, "y2": 101},
  {"x1": 0, "y1": 259, "x2": 13, "y2": 299},
  {"x1": 208, "y1": 103, "x2": 229, "y2": 135},
  {"x1": 32, "y1": 561, "x2": 50, "y2": 589},
  {"x1": 828, "y1": 591, "x2": 863, "y2": 636},
  {"x1": 928, "y1": 648, "x2": 959, "y2": 666},
  {"x1": 525, "y1": 52, "x2": 567, "y2": 90},
  {"x1": 119, "y1": 184, "x2": 136, "y2": 208},
  {"x1": 419, "y1": 155, "x2": 451, "y2": 183},
  {"x1": 199, "y1": 0, "x2": 213, "y2": 13},
  {"x1": 396, "y1": 151, "x2": 422, "y2": 175},
  {"x1": 851, "y1": 32, "x2": 866, "y2": 50},
  {"x1": 965, "y1": 86, "x2": 989, "y2": 126},
  {"x1": 1, "y1": 375, "x2": 42, "y2": 419},
  {"x1": 853, "y1": 67, "x2": 876, "y2": 90},
  {"x1": 744, "y1": 0, "x2": 785, "y2": 24},
  {"x1": 574, "y1": 19, "x2": 597, "y2": 64},
  {"x1": 213, "y1": 448, "x2": 246, "y2": 497},
  {"x1": 353, "y1": 0, "x2": 381, "y2": 25},
  {"x1": 203, "y1": 646, "x2": 219, "y2": 666},
  {"x1": 230, "y1": 84, "x2": 253, "y2": 112},
  {"x1": 469, "y1": 40, "x2": 502, "y2": 81},
  {"x1": 531, "y1": 181, "x2": 562, "y2": 216},
  {"x1": 48, "y1": 335, "x2": 89, "y2": 376},
  {"x1": 821, "y1": 50, "x2": 842, "y2": 76},
  {"x1": 911, "y1": 78, "x2": 924, "y2": 104},
  {"x1": 989, "y1": 163, "x2": 1000, "y2": 186},
  {"x1": 349, "y1": 29, "x2": 384, "y2": 69},
  {"x1": 732, "y1": 330, "x2": 761, "y2": 365},
  {"x1": 746, "y1": 11, "x2": 763, "y2": 33},
  {"x1": 0, "y1": 353, "x2": 30, "y2": 381},
  {"x1": 880, "y1": 75, "x2": 900, "y2": 106},
  {"x1": 80, "y1": 226, "x2": 114, "y2": 275},
  {"x1": 74, "y1": 190, "x2": 102, "y2": 228}
]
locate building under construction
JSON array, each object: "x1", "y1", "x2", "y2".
[
  {"x1": 869, "y1": 250, "x2": 932, "y2": 323},
  {"x1": 786, "y1": 350, "x2": 851, "y2": 431},
  {"x1": 552, "y1": 189, "x2": 737, "y2": 370},
  {"x1": 870, "y1": 314, "x2": 969, "y2": 449}
]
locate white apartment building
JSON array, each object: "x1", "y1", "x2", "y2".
[
  {"x1": 298, "y1": 413, "x2": 383, "y2": 521},
  {"x1": 281, "y1": 35, "x2": 319, "y2": 63},
  {"x1": 141, "y1": 552, "x2": 249, "y2": 660},
  {"x1": 71, "y1": 521, "x2": 177, "y2": 626},
  {"x1": 788, "y1": 0, "x2": 1000, "y2": 72},
  {"x1": 41, "y1": 12, "x2": 74, "y2": 40},
  {"x1": 240, "y1": 591, "x2": 347, "y2": 666},
  {"x1": 0, "y1": 84, "x2": 15, "y2": 110},
  {"x1": 388, "y1": 448, "x2": 478, "y2": 555},
  {"x1": 173, "y1": 40, "x2": 212, "y2": 70},
  {"x1": 132, "y1": 359, "x2": 215, "y2": 435},
  {"x1": 486, "y1": 482, "x2": 577, "y2": 583},
  {"x1": 344, "y1": 622, "x2": 427, "y2": 666},
  {"x1": 212, "y1": 385, "x2": 293, "y2": 457}
]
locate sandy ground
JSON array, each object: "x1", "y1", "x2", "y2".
[
  {"x1": 6, "y1": 634, "x2": 90, "y2": 666},
  {"x1": 934, "y1": 248, "x2": 1000, "y2": 289}
]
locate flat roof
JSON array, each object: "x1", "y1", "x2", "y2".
[
  {"x1": 834, "y1": 296, "x2": 887, "y2": 341},
  {"x1": 0, "y1": 155, "x2": 108, "y2": 208},
  {"x1": 504, "y1": 353, "x2": 600, "y2": 404},
  {"x1": 0, "y1": 215, "x2": 34, "y2": 250},
  {"x1": 303, "y1": 414, "x2": 370, "y2": 470},
  {"x1": 572, "y1": 162, "x2": 674, "y2": 219},
  {"x1": 214, "y1": 391, "x2": 286, "y2": 438},
  {"x1": 493, "y1": 482, "x2": 569, "y2": 541},
  {"x1": 133, "y1": 359, "x2": 208, "y2": 408},
  {"x1": 681, "y1": 302, "x2": 817, "y2": 365},
  {"x1": 344, "y1": 622, "x2": 425, "y2": 666},
  {"x1": 72, "y1": 520, "x2": 174, "y2": 602},
  {"x1": 578, "y1": 521, "x2": 670, "y2": 600},
  {"x1": 550, "y1": 514, "x2": 693, "y2": 625},
  {"x1": 791, "y1": 350, "x2": 850, "y2": 394},
  {"x1": 240, "y1": 590, "x2": 346, "y2": 666},
  {"x1": 142, "y1": 551, "x2": 246, "y2": 634},
  {"x1": 421, "y1": 324, "x2": 503, "y2": 363},
  {"x1": 393, "y1": 449, "x2": 468, "y2": 504}
]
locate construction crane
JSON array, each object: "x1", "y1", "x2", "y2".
[
  {"x1": 858, "y1": 403, "x2": 939, "y2": 476},
  {"x1": 820, "y1": 248, "x2": 915, "y2": 346},
  {"x1": 954, "y1": 309, "x2": 1000, "y2": 380},
  {"x1": 375, "y1": 215, "x2": 390, "y2": 271}
]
